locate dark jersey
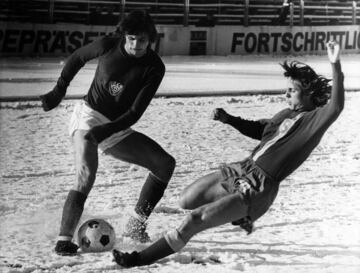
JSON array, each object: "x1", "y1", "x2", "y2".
[
  {"x1": 225, "y1": 62, "x2": 344, "y2": 182},
  {"x1": 57, "y1": 36, "x2": 165, "y2": 123},
  {"x1": 251, "y1": 107, "x2": 335, "y2": 182},
  {"x1": 226, "y1": 98, "x2": 341, "y2": 182}
]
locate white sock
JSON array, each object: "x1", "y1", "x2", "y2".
[
  {"x1": 164, "y1": 229, "x2": 186, "y2": 252},
  {"x1": 57, "y1": 235, "x2": 72, "y2": 241},
  {"x1": 129, "y1": 210, "x2": 148, "y2": 223}
]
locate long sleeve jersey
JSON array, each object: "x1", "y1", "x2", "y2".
[
  {"x1": 225, "y1": 63, "x2": 344, "y2": 182},
  {"x1": 56, "y1": 35, "x2": 165, "y2": 128}
]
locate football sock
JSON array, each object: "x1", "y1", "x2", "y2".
[
  {"x1": 138, "y1": 237, "x2": 175, "y2": 265},
  {"x1": 134, "y1": 173, "x2": 167, "y2": 218},
  {"x1": 164, "y1": 229, "x2": 186, "y2": 252},
  {"x1": 232, "y1": 216, "x2": 253, "y2": 234},
  {"x1": 58, "y1": 190, "x2": 87, "y2": 239}
]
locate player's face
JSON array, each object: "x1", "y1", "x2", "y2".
[
  {"x1": 285, "y1": 79, "x2": 306, "y2": 110},
  {"x1": 124, "y1": 33, "x2": 150, "y2": 58}
]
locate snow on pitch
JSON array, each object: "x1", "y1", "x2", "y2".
[{"x1": 0, "y1": 93, "x2": 359, "y2": 273}]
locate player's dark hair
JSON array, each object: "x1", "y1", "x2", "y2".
[
  {"x1": 115, "y1": 10, "x2": 157, "y2": 43},
  {"x1": 281, "y1": 60, "x2": 331, "y2": 107}
]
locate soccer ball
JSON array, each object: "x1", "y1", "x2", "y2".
[{"x1": 77, "y1": 218, "x2": 116, "y2": 252}]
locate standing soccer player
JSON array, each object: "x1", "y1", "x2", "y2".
[
  {"x1": 40, "y1": 10, "x2": 176, "y2": 255},
  {"x1": 113, "y1": 40, "x2": 344, "y2": 267}
]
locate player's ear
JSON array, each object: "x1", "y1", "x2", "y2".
[
  {"x1": 300, "y1": 79, "x2": 311, "y2": 91},
  {"x1": 299, "y1": 89, "x2": 310, "y2": 99}
]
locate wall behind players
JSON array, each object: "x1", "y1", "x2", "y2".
[{"x1": 0, "y1": 23, "x2": 359, "y2": 56}]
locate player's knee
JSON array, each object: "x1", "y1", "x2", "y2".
[
  {"x1": 164, "y1": 154, "x2": 176, "y2": 175},
  {"x1": 75, "y1": 164, "x2": 96, "y2": 194},
  {"x1": 185, "y1": 209, "x2": 205, "y2": 227},
  {"x1": 178, "y1": 195, "x2": 188, "y2": 209},
  {"x1": 178, "y1": 191, "x2": 194, "y2": 210},
  {"x1": 178, "y1": 208, "x2": 212, "y2": 241},
  {"x1": 179, "y1": 184, "x2": 203, "y2": 210},
  {"x1": 154, "y1": 153, "x2": 176, "y2": 182},
  {"x1": 77, "y1": 163, "x2": 97, "y2": 180}
]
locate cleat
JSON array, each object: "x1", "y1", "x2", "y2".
[
  {"x1": 232, "y1": 216, "x2": 253, "y2": 235},
  {"x1": 113, "y1": 249, "x2": 139, "y2": 268},
  {"x1": 54, "y1": 240, "x2": 79, "y2": 256},
  {"x1": 123, "y1": 216, "x2": 150, "y2": 243}
]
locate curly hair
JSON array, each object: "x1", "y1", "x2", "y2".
[
  {"x1": 115, "y1": 10, "x2": 157, "y2": 43},
  {"x1": 280, "y1": 60, "x2": 331, "y2": 107}
]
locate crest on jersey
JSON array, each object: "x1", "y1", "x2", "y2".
[
  {"x1": 109, "y1": 81, "x2": 124, "y2": 96},
  {"x1": 279, "y1": 119, "x2": 294, "y2": 134}
]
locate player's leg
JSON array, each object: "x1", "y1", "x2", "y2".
[
  {"x1": 180, "y1": 162, "x2": 254, "y2": 234},
  {"x1": 55, "y1": 130, "x2": 98, "y2": 255},
  {"x1": 113, "y1": 193, "x2": 248, "y2": 267},
  {"x1": 104, "y1": 131, "x2": 175, "y2": 241},
  {"x1": 178, "y1": 192, "x2": 248, "y2": 241},
  {"x1": 105, "y1": 131, "x2": 175, "y2": 183},
  {"x1": 179, "y1": 171, "x2": 228, "y2": 209}
]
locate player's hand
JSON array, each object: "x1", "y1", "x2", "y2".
[
  {"x1": 113, "y1": 249, "x2": 139, "y2": 268},
  {"x1": 39, "y1": 86, "x2": 66, "y2": 111},
  {"x1": 84, "y1": 125, "x2": 110, "y2": 145},
  {"x1": 212, "y1": 108, "x2": 229, "y2": 123},
  {"x1": 326, "y1": 40, "x2": 340, "y2": 63}
]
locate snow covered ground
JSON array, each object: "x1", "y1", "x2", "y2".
[{"x1": 0, "y1": 55, "x2": 360, "y2": 273}]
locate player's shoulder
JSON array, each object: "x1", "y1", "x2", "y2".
[
  {"x1": 146, "y1": 49, "x2": 165, "y2": 74},
  {"x1": 84, "y1": 34, "x2": 120, "y2": 55},
  {"x1": 71, "y1": 34, "x2": 120, "y2": 60},
  {"x1": 97, "y1": 34, "x2": 121, "y2": 50},
  {"x1": 272, "y1": 108, "x2": 293, "y2": 119},
  {"x1": 301, "y1": 105, "x2": 328, "y2": 121}
]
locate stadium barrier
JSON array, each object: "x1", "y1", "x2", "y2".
[
  {"x1": 0, "y1": 0, "x2": 359, "y2": 26},
  {"x1": 0, "y1": 22, "x2": 359, "y2": 56}
]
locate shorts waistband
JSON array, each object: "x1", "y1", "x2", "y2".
[{"x1": 242, "y1": 158, "x2": 277, "y2": 183}]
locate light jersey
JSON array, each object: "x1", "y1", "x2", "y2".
[
  {"x1": 251, "y1": 106, "x2": 336, "y2": 182},
  {"x1": 58, "y1": 35, "x2": 165, "y2": 121}
]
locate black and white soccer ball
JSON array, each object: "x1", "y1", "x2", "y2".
[{"x1": 77, "y1": 218, "x2": 116, "y2": 252}]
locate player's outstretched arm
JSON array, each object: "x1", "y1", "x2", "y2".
[
  {"x1": 39, "y1": 54, "x2": 83, "y2": 112},
  {"x1": 212, "y1": 108, "x2": 230, "y2": 123},
  {"x1": 325, "y1": 40, "x2": 344, "y2": 117},
  {"x1": 39, "y1": 52, "x2": 85, "y2": 111},
  {"x1": 212, "y1": 108, "x2": 266, "y2": 140},
  {"x1": 39, "y1": 85, "x2": 66, "y2": 111},
  {"x1": 39, "y1": 37, "x2": 112, "y2": 112}
]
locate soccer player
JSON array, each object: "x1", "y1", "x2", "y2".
[
  {"x1": 40, "y1": 10, "x2": 176, "y2": 255},
  {"x1": 113, "y1": 40, "x2": 344, "y2": 267}
]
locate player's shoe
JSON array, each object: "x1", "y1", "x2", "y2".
[
  {"x1": 54, "y1": 240, "x2": 79, "y2": 256},
  {"x1": 232, "y1": 216, "x2": 253, "y2": 234},
  {"x1": 123, "y1": 216, "x2": 150, "y2": 243},
  {"x1": 113, "y1": 249, "x2": 140, "y2": 268}
]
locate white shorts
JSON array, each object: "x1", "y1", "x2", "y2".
[{"x1": 69, "y1": 101, "x2": 134, "y2": 151}]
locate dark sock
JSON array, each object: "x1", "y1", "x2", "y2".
[
  {"x1": 232, "y1": 216, "x2": 253, "y2": 235},
  {"x1": 135, "y1": 173, "x2": 167, "y2": 218},
  {"x1": 138, "y1": 237, "x2": 175, "y2": 265},
  {"x1": 59, "y1": 190, "x2": 87, "y2": 237}
]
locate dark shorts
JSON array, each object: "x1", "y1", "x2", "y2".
[{"x1": 220, "y1": 158, "x2": 279, "y2": 223}]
